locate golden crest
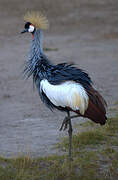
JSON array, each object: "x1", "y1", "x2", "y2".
[{"x1": 24, "y1": 11, "x2": 49, "y2": 30}]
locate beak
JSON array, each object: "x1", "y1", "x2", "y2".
[{"x1": 21, "y1": 29, "x2": 28, "y2": 34}]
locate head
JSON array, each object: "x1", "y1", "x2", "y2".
[
  {"x1": 21, "y1": 11, "x2": 49, "y2": 36},
  {"x1": 21, "y1": 22, "x2": 35, "y2": 34}
]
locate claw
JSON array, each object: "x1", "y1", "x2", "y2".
[{"x1": 59, "y1": 117, "x2": 69, "y2": 131}]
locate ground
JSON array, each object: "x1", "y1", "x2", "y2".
[{"x1": 0, "y1": 0, "x2": 118, "y2": 157}]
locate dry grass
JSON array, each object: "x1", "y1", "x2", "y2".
[{"x1": 0, "y1": 115, "x2": 118, "y2": 180}]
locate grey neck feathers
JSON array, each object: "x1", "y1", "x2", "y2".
[
  {"x1": 24, "y1": 29, "x2": 44, "y2": 77},
  {"x1": 30, "y1": 29, "x2": 44, "y2": 59},
  {"x1": 24, "y1": 29, "x2": 51, "y2": 79}
]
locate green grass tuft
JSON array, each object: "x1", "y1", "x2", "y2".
[
  {"x1": 105, "y1": 115, "x2": 118, "y2": 133},
  {"x1": 44, "y1": 47, "x2": 58, "y2": 51},
  {"x1": 58, "y1": 129, "x2": 106, "y2": 152}
]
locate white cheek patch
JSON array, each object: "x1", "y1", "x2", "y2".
[{"x1": 28, "y1": 25, "x2": 35, "y2": 33}]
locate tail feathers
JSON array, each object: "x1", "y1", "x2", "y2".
[
  {"x1": 74, "y1": 86, "x2": 107, "y2": 125},
  {"x1": 87, "y1": 87, "x2": 107, "y2": 115},
  {"x1": 84, "y1": 100, "x2": 107, "y2": 125}
]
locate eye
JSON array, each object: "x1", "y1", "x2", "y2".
[{"x1": 28, "y1": 25, "x2": 35, "y2": 33}]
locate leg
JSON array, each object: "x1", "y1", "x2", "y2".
[
  {"x1": 59, "y1": 112, "x2": 79, "y2": 159},
  {"x1": 59, "y1": 114, "x2": 79, "y2": 131},
  {"x1": 59, "y1": 116, "x2": 69, "y2": 131},
  {"x1": 67, "y1": 111, "x2": 73, "y2": 160}
]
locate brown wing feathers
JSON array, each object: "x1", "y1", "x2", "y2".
[
  {"x1": 75, "y1": 86, "x2": 107, "y2": 125},
  {"x1": 84, "y1": 87, "x2": 107, "y2": 125}
]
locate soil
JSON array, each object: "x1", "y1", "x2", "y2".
[{"x1": 0, "y1": 0, "x2": 118, "y2": 157}]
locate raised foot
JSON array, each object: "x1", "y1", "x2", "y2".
[{"x1": 59, "y1": 117, "x2": 69, "y2": 131}]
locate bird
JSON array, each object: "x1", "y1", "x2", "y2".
[{"x1": 21, "y1": 11, "x2": 107, "y2": 160}]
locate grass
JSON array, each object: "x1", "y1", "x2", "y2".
[
  {"x1": 57, "y1": 129, "x2": 106, "y2": 153},
  {"x1": 105, "y1": 115, "x2": 118, "y2": 134},
  {"x1": 0, "y1": 115, "x2": 118, "y2": 180},
  {"x1": 44, "y1": 47, "x2": 58, "y2": 51}
]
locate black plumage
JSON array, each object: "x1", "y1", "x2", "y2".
[{"x1": 24, "y1": 53, "x2": 92, "y2": 111}]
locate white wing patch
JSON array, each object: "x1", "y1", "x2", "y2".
[{"x1": 40, "y1": 79, "x2": 89, "y2": 115}]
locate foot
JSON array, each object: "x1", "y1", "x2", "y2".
[{"x1": 59, "y1": 116, "x2": 69, "y2": 131}]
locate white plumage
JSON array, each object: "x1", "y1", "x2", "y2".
[{"x1": 40, "y1": 79, "x2": 89, "y2": 115}]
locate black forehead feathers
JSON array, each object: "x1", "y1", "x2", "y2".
[{"x1": 24, "y1": 22, "x2": 32, "y2": 29}]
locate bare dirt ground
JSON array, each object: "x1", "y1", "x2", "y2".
[{"x1": 0, "y1": 0, "x2": 118, "y2": 157}]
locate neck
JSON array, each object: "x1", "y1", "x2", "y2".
[
  {"x1": 23, "y1": 29, "x2": 52, "y2": 79},
  {"x1": 31, "y1": 29, "x2": 44, "y2": 58}
]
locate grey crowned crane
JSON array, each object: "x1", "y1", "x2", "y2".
[{"x1": 21, "y1": 11, "x2": 107, "y2": 159}]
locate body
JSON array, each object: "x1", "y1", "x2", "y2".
[
  {"x1": 21, "y1": 12, "x2": 107, "y2": 159},
  {"x1": 23, "y1": 29, "x2": 107, "y2": 125}
]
